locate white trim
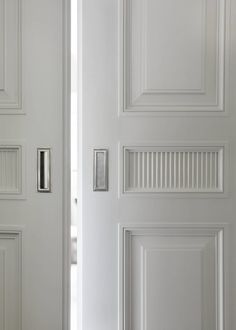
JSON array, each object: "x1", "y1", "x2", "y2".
[
  {"x1": 0, "y1": 226, "x2": 23, "y2": 330},
  {"x1": 78, "y1": 0, "x2": 83, "y2": 328},
  {"x1": 0, "y1": 140, "x2": 26, "y2": 199},
  {"x1": 62, "y1": 0, "x2": 71, "y2": 329}
]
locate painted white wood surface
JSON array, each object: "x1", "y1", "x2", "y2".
[
  {"x1": 120, "y1": 0, "x2": 227, "y2": 113},
  {"x1": 0, "y1": 0, "x2": 66, "y2": 329},
  {"x1": 120, "y1": 224, "x2": 224, "y2": 330},
  {"x1": 0, "y1": 0, "x2": 21, "y2": 110},
  {"x1": 81, "y1": 0, "x2": 235, "y2": 329},
  {"x1": 0, "y1": 230, "x2": 22, "y2": 330},
  {"x1": 123, "y1": 145, "x2": 224, "y2": 193}
]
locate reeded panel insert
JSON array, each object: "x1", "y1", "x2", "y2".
[{"x1": 124, "y1": 146, "x2": 224, "y2": 193}]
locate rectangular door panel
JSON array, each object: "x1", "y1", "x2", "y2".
[
  {"x1": 0, "y1": 229, "x2": 22, "y2": 330},
  {"x1": 120, "y1": 0, "x2": 227, "y2": 113},
  {"x1": 0, "y1": 0, "x2": 21, "y2": 111},
  {"x1": 0, "y1": 142, "x2": 25, "y2": 199},
  {"x1": 122, "y1": 144, "x2": 225, "y2": 194},
  {"x1": 119, "y1": 225, "x2": 224, "y2": 330}
]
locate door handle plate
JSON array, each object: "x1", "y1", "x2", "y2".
[
  {"x1": 93, "y1": 149, "x2": 108, "y2": 191},
  {"x1": 37, "y1": 148, "x2": 51, "y2": 192}
]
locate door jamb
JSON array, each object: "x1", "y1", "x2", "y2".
[{"x1": 62, "y1": 0, "x2": 71, "y2": 329}]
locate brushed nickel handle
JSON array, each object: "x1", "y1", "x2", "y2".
[
  {"x1": 93, "y1": 149, "x2": 109, "y2": 191},
  {"x1": 37, "y1": 148, "x2": 51, "y2": 192}
]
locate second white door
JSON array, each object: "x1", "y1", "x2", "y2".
[{"x1": 80, "y1": 0, "x2": 235, "y2": 329}]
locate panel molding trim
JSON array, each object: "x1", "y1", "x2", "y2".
[
  {"x1": 119, "y1": 0, "x2": 228, "y2": 114},
  {"x1": 0, "y1": 141, "x2": 26, "y2": 199},
  {"x1": 119, "y1": 224, "x2": 224, "y2": 330},
  {"x1": 0, "y1": 0, "x2": 22, "y2": 112},
  {"x1": 0, "y1": 228, "x2": 22, "y2": 330},
  {"x1": 121, "y1": 143, "x2": 227, "y2": 196}
]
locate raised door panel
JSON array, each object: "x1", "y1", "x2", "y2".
[
  {"x1": 0, "y1": 0, "x2": 4, "y2": 90},
  {"x1": 0, "y1": 230, "x2": 22, "y2": 330},
  {"x1": 120, "y1": 0, "x2": 227, "y2": 113},
  {"x1": 119, "y1": 225, "x2": 224, "y2": 330},
  {"x1": 0, "y1": 142, "x2": 25, "y2": 199},
  {"x1": 0, "y1": 0, "x2": 21, "y2": 111}
]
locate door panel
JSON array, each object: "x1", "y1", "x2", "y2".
[
  {"x1": 0, "y1": 142, "x2": 26, "y2": 199},
  {"x1": 121, "y1": 143, "x2": 226, "y2": 194},
  {"x1": 0, "y1": 230, "x2": 21, "y2": 330},
  {"x1": 120, "y1": 0, "x2": 227, "y2": 112},
  {"x1": 120, "y1": 225, "x2": 224, "y2": 330},
  {"x1": 0, "y1": 0, "x2": 65, "y2": 329},
  {"x1": 81, "y1": 0, "x2": 236, "y2": 330},
  {"x1": 0, "y1": 0, "x2": 21, "y2": 111}
]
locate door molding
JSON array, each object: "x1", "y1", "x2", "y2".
[
  {"x1": 119, "y1": 141, "x2": 229, "y2": 198},
  {"x1": 0, "y1": 0, "x2": 22, "y2": 112},
  {"x1": 119, "y1": 0, "x2": 229, "y2": 115},
  {"x1": 119, "y1": 223, "x2": 226, "y2": 330},
  {"x1": 0, "y1": 226, "x2": 23, "y2": 330},
  {"x1": 62, "y1": 0, "x2": 71, "y2": 329}
]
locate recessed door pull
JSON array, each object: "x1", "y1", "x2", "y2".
[
  {"x1": 93, "y1": 149, "x2": 109, "y2": 191},
  {"x1": 37, "y1": 148, "x2": 51, "y2": 192}
]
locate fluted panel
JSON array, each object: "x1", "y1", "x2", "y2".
[
  {"x1": 124, "y1": 146, "x2": 224, "y2": 193},
  {"x1": 0, "y1": 147, "x2": 21, "y2": 194}
]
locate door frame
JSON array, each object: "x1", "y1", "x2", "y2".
[{"x1": 62, "y1": 0, "x2": 71, "y2": 329}]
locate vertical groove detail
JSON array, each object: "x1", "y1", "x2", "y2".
[{"x1": 124, "y1": 147, "x2": 223, "y2": 193}]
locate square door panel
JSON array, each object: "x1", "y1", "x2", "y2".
[
  {"x1": 120, "y1": 0, "x2": 227, "y2": 113},
  {"x1": 119, "y1": 225, "x2": 224, "y2": 330}
]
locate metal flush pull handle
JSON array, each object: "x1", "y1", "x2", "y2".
[
  {"x1": 37, "y1": 148, "x2": 51, "y2": 192},
  {"x1": 93, "y1": 149, "x2": 109, "y2": 191}
]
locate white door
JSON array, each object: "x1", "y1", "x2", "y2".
[
  {"x1": 80, "y1": 0, "x2": 235, "y2": 329},
  {"x1": 0, "y1": 1, "x2": 68, "y2": 330}
]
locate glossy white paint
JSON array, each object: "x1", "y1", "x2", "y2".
[
  {"x1": 81, "y1": 0, "x2": 236, "y2": 329},
  {"x1": 0, "y1": 0, "x2": 69, "y2": 329}
]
